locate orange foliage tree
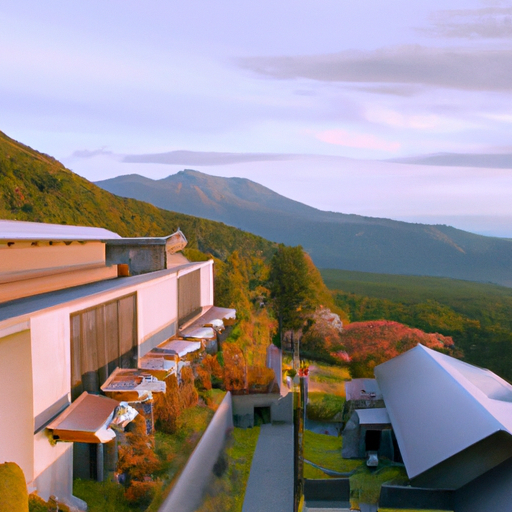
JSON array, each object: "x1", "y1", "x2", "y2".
[
  {"x1": 179, "y1": 366, "x2": 198, "y2": 409},
  {"x1": 117, "y1": 415, "x2": 161, "y2": 505},
  {"x1": 154, "y1": 374, "x2": 182, "y2": 434},
  {"x1": 222, "y1": 343, "x2": 246, "y2": 392},
  {"x1": 201, "y1": 354, "x2": 223, "y2": 388}
]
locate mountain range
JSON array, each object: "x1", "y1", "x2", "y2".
[{"x1": 96, "y1": 170, "x2": 512, "y2": 287}]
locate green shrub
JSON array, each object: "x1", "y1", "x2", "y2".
[{"x1": 0, "y1": 462, "x2": 28, "y2": 512}]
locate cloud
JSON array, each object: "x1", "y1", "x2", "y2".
[
  {"x1": 238, "y1": 46, "x2": 512, "y2": 91},
  {"x1": 316, "y1": 129, "x2": 401, "y2": 152},
  {"x1": 365, "y1": 109, "x2": 441, "y2": 130},
  {"x1": 71, "y1": 148, "x2": 112, "y2": 158},
  {"x1": 386, "y1": 152, "x2": 512, "y2": 169},
  {"x1": 425, "y1": 7, "x2": 512, "y2": 39},
  {"x1": 123, "y1": 150, "x2": 295, "y2": 166},
  {"x1": 349, "y1": 84, "x2": 422, "y2": 97}
]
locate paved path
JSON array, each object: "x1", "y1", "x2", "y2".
[{"x1": 242, "y1": 423, "x2": 294, "y2": 512}]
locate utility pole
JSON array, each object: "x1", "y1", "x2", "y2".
[{"x1": 294, "y1": 359, "x2": 309, "y2": 511}]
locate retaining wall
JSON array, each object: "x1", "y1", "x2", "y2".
[{"x1": 159, "y1": 392, "x2": 234, "y2": 512}]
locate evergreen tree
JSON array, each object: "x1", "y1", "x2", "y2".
[{"x1": 269, "y1": 245, "x2": 314, "y2": 338}]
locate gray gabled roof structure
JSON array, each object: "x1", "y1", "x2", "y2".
[{"x1": 375, "y1": 344, "x2": 512, "y2": 489}]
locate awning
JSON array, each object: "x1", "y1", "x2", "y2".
[
  {"x1": 101, "y1": 368, "x2": 166, "y2": 401},
  {"x1": 355, "y1": 408, "x2": 391, "y2": 429},
  {"x1": 46, "y1": 392, "x2": 128, "y2": 443},
  {"x1": 180, "y1": 305, "x2": 236, "y2": 335},
  {"x1": 158, "y1": 339, "x2": 203, "y2": 356},
  {"x1": 181, "y1": 327, "x2": 216, "y2": 341}
]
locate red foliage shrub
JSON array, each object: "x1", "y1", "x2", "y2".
[
  {"x1": 125, "y1": 480, "x2": 159, "y2": 506},
  {"x1": 341, "y1": 320, "x2": 456, "y2": 378}
]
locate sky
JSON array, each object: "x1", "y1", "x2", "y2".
[{"x1": 1, "y1": 0, "x2": 512, "y2": 237}]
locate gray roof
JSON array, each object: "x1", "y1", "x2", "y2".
[
  {"x1": 355, "y1": 408, "x2": 391, "y2": 426},
  {"x1": 0, "y1": 220, "x2": 120, "y2": 241},
  {"x1": 375, "y1": 344, "x2": 512, "y2": 481},
  {"x1": 345, "y1": 378, "x2": 383, "y2": 401}
]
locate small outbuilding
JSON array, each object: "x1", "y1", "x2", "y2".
[{"x1": 342, "y1": 408, "x2": 394, "y2": 461}]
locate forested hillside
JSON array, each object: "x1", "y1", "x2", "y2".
[
  {"x1": 0, "y1": 130, "x2": 275, "y2": 262},
  {"x1": 321, "y1": 268, "x2": 512, "y2": 380}
]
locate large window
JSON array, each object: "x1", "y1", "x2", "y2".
[
  {"x1": 178, "y1": 269, "x2": 201, "y2": 324},
  {"x1": 70, "y1": 294, "x2": 137, "y2": 401}
]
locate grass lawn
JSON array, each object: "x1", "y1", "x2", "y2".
[
  {"x1": 73, "y1": 480, "x2": 132, "y2": 512},
  {"x1": 307, "y1": 392, "x2": 345, "y2": 421},
  {"x1": 196, "y1": 426, "x2": 261, "y2": 512},
  {"x1": 350, "y1": 463, "x2": 408, "y2": 508},
  {"x1": 307, "y1": 362, "x2": 350, "y2": 396},
  {"x1": 303, "y1": 430, "x2": 362, "y2": 478}
]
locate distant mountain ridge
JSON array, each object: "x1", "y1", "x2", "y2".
[{"x1": 96, "y1": 170, "x2": 512, "y2": 287}]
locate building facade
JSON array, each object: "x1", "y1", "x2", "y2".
[{"x1": 0, "y1": 220, "x2": 215, "y2": 507}]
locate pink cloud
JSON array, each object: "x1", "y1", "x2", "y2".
[{"x1": 316, "y1": 129, "x2": 401, "y2": 152}]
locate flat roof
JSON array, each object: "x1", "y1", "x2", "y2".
[
  {"x1": 345, "y1": 379, "x2": 383, "y2": 401},
  {"x1": 0, "y1": 220, "x2": 121, "y2": 241},
  {"x1": 105, "y1": 229, "x2": 187, "y2": 247},
  {"x1": 0, "y1": 261, "x2": 206, "y2": 324},
  {"x1": 100, "y1": 368, "x2": 166, "y2": 394}
]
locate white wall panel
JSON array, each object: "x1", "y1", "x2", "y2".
[{"x1": 31, "y1": 311, "x2": 70, "y2": 418}]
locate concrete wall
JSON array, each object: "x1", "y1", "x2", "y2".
[
  {"x1": 454, "y1": 456, "x2": 512, "y2": 512},
  {"x1": 160, "y1": 392, "x2": 234, "y2": 512},
  {"x1": 232, "y1": 393, "x2": 292, "y2": 428},
  {"x1": 0, "y1": 241, "x2": 106, "y2": 274},
  {"x1": 304, "y1": 478, "x2": 350, "y2": 502},
  {"x1": 32, "y1": 437, "x2": 73, "y2": 501},
  {"x1": 0, "y1": 242, "x2": 116, "y2": 303},
  {"x1": 271, "y1": 392, "x2": 293, "y2": 424},
  {"x1": 199, "y1": 262, "x2": 214, "y2": 307},
  {"x1": 137, "y1": 276, "x2": 178, "y2": 356},
  {"x1": 31, "y1": 310, "x2": 71, "y2": 421},
  {"x1": 0, "y1": 330, "x2": 34, "y2": 484},
  {"x1": 379, "y1": 484, "x2": 454, "y2": 510}
]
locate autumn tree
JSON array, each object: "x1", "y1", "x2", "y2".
[
  {"x1": 118, "y1": 415, "x2": 161, "y2": 481},
  {"x1": 179, "y1": 366, "x2": 198, "y2": 409},
  {"x1": 154, "y1": 374, "x2": 182, "y2": 434},
  {"x1": 222, "y1": 343, "x2": 246, "y2": 392}
]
